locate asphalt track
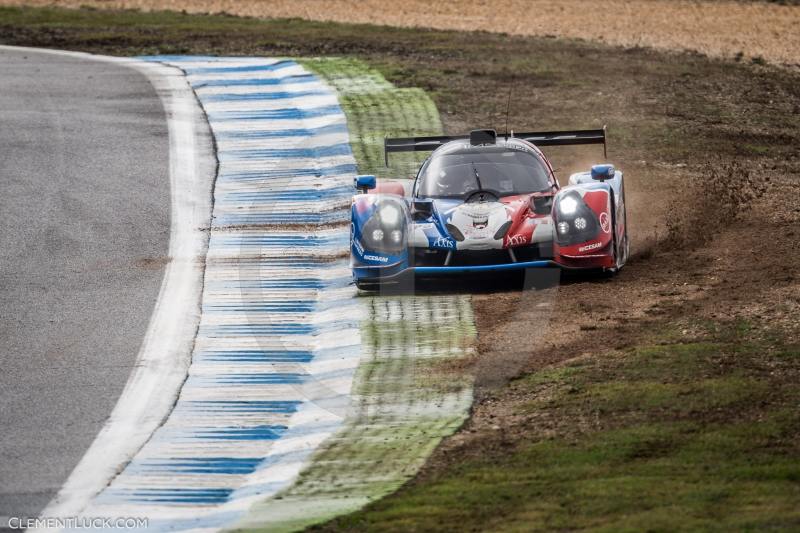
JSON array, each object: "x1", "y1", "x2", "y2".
[{"x1": 0, "y1": 48, "x2": 170, "y2": 523}]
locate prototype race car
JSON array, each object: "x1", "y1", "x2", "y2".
[{"x1": 350, "y1": 128, "x2": 628, "y2": 288}]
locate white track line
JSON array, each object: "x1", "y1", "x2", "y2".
[{"x1": 0, "y1": 46, "x2": 216, "y2": 523}]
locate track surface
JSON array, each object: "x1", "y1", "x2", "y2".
[{"x1": 0, "y1": 48, "x2": 169, "y2": 522}]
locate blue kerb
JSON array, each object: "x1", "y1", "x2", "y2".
[
  {"x1": 211, "y1": 212, "x2": 349, "y2": 226},
  {"x1": 121, "y1": 488, "x2": 234, "y2": 504},
  {"x1": 140, "y1": 457, "x2": 263, "y2": 475},
  {"x1": 179, "y1": 400, "x2": 301, "y2": 414},
  {"x1": 203, "y1": 90, "x2": 329, "y2": 102},
  {"x1": 202, "y1": 302, "x2": 317, "y2": 313},
  {"x1": 195, "y1": 350, "x2": 315, "y2": 363},
  {"x1": 206, "y1": 105, "x2": 342, "y2": 121},
  {"x1": 193, "y1": 425, "x2": 289, "y2": 441},
  {"x1": 183, "y1": 60, "x2": 296, "y2": 75},
  {"x1": 217, "y1": 143, "x2": 352, "y2": 161},
  {"x1": 213, "y1": 123, "x2": 348, "y2": 139},
  {"x1": 217, "y1": 163, "x2": 357, "y2": 181},
  {"x1": 198, "y1": 323, "x2": 316, "y2": 336},
  {"x1": 192, "y1": 75, "x2": 317, "y2": 88},
  {"x1": 218, "y1": 184, "x2": 352, "y2": 201},
  {"x1": 203, "y1": 278, "x2": 350, "y2": 290},
  {"x1": 210, "y1": 234, "x2": 347, "y2": 246},
  {"x1": 207, "y1": 373, "x2": 306, "y2": 385}
]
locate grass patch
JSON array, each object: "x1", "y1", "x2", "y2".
[
  {"x1": 316, "y1": 321, "x2": 800, "y2": 531},
  {"x1": 301, "y1": 57, "x2": 441, "y2": 178}
]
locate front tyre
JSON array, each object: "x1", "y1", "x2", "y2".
[
  {"x1": 615, "y1": 182, "x2": 629, "y2": 270},
  {"x1": 606, "y1": 182, "x2": 629, "y2": 273}
]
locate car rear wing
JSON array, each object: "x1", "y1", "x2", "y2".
[{"x1": 384, "y1": 126, "x2": 607, "y2": 165}]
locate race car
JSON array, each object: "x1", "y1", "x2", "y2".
[{"x1": 350, "y1": 128, "x2": 628, "y2": 288}]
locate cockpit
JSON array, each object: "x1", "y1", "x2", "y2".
[{"x1": 415, "y1": 144, "x2": 552, "y2": 200}]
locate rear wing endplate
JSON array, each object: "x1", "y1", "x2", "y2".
[{"x1": 384, "y1": 126, "x2": 606, "y2": 165}]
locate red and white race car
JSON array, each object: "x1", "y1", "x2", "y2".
[{"x1": 350, "y1": 128, "x2": 628, "y2": 287}]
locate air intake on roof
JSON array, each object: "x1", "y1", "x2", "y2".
[{"x1": 469, "y1": 129, "x2": 497, "y2": 146}]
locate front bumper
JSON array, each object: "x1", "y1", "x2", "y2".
[
  {"x1": 353, "y1": 259, "x2": 569, "y2": 284},
  {"x1": 352, "y1": 241, "x2": 613, "y2": 284},
  {"x1": 413, "y1": 260, "x2": 555, "y2": 274}
]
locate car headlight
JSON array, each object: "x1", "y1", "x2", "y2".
[
  {"x1": 558, "y1": 195, "x2": 578, "y2": 215},
  {"x1": 362, "y1": 200, "x2": 406, "y2": 253},
  {"x1": 554, "y1": 192, "x2": 600, "y2": 246},
  {"x1": 379, "y1": 204, "x2": 401, "y2": 226}
]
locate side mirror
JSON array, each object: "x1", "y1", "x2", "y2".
[
  {"x1": 590, "y1": 164, "x2": 615, "y2": 181},
  {"x1": 355, "y1": 174, "x2": 376, "y2": 193},
  {"x1": 531, "y1": 195, "x2": 553, "y2": 215},
  {"x1": 412, "y1": 199, "x2": 434, "y2": 218}
]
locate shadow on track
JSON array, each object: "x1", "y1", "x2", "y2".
[{"x1": 356, "y1": 267, "x2": 617, "y2": 297}]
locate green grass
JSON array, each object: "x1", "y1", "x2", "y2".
[
  {"x1": 317, "y1": 321, "x2": 800, "y2": 531},
  {"x1": 300, "y1": 57, "x2": 441, "y2": 179}
]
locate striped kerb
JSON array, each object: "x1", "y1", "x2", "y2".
[{"x1": 77, "y1": 57, "x2": 363, "y2": 530}]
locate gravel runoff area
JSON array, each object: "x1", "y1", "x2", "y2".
[{"x1": 3, "y1": 0, "x2": 799, "y2": 67}]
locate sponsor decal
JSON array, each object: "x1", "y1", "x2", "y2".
[
  {"x1": 578, "y1": 241, "x2": 603, "y2": 253},
  {"x1": 363, "y1": 254, "x2": 389, "y2": 263},
  {"x1": 599, "y1": 212, "x2": 611, "y2": 234},
  {"x1": 353, "y1": 237, "x2": 365, "y2": 255},
  {"x1": 507, "y1": 234, "x2": 528, "y2": 246},
  {"x1": 464, "y1": 228, "x2": 488, "y2": 239},
  {"x1": 433, "y1": 236, "x2": 456, "y2": 249},
  {"x1": 473, "y1": 216, "x2": 489, "y2": 229},
  {"x1": 461, "y1": 206, "x2": 493, "y2": 219},
  {"x1": 505, "y1": 143, "x2": 531, "y2": 153}
]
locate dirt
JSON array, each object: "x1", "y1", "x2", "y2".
[
  {"x1": 4, "y1": 0, "x2": 800, "y2": 67},
  {"x1": 390, "y1": 26, "x2": 799, "y2": 479},
  {"x1": 427, "y1": 161, "x2": 800, "y2": 468},
  {"x1": 134, "y1": 255, "x2": 170, "y2": 269}
]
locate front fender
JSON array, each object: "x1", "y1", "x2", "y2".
[
  {"x1": 553, "y1": 180, "x2": 615, "y2": 268},
  {"x1": 351, "y1": 193, "x2": 409, "y2": 270}
]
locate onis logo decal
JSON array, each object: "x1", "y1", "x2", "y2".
[{"x1": 599, "y1": 212, "x2": 611, "y2": 234}]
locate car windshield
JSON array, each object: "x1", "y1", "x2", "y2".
[{"x1": 417, "y1": 148, "x2": 551, "y2": 199}]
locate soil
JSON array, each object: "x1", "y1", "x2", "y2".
[
  {"x1": 4, "y1": 0, "x2": 800, "y2": 67},
  {"x1": 429, "y1": 164, "x2": 800, "y2": 468}
]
